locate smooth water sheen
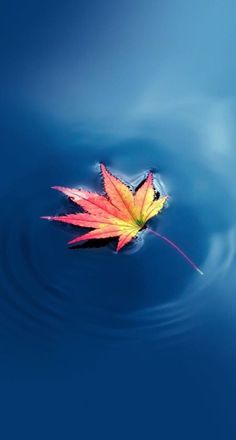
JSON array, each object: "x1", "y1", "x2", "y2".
[{"x1": 1, "y1": 1, "x2": 236, "y2": 439}]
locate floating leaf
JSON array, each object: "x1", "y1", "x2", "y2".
[{"x1": 42, "y1": 164, "x2": 203, "y2": 274}]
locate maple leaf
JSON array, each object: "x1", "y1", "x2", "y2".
[
  {"x1": 42, "y1": 164, "x2": 203, "y2": 275},
  {"x1": 42, "y1": 164, "x2": 167, "y2": 251}
]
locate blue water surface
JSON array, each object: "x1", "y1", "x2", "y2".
[{"x1": 1, "y1": 1, "x2": 236, "y2": 439}]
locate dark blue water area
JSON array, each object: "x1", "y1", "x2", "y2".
[
  {"x1": 0, "y1": 105, "x2": 235, "y2": 440},
  {"x1": 1, "y1": 1, "x2": 236, "y2": 439}
]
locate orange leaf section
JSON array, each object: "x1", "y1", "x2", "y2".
[
  {"x1": 42, "y1": 164, "x2": 167, "y2": 251},
  {"x1": 134, "y1": 172, "x2": 155, "y2": 219},
  {"x1": 100, "y1": 164, "x2": 135, "y2": 221},
  {"x1": 51, "y1": 186, "x2": 129, "y2": 222}
]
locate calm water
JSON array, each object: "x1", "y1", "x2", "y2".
[{"x1": 1, "y1": 1, "x2": 236, "y2": 439}]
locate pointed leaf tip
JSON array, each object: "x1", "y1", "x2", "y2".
[
  {"x1": 100, "y1": 163, "x2": 136, "y2": 221},
  {"x1": 134, "y1": 171, "x2": 155, "y2": 219},
  {"x1": 116, "y1": 230, "x2": 137, "y2": 252}
]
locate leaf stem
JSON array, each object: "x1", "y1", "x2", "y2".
[{"x1": 147, "y1": 227, "x2": 203, "y2": 275}]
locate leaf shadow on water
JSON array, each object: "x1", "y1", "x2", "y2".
[{"x1": 69, "y1": 238, "x2": 112, "y2": 249}]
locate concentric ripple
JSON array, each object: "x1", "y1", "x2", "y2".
[{"x1": 0, "y1": 155, "x2": 234, "y2": 348}]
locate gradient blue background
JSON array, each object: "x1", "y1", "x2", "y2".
[{"x1": 1, "y1": 1, "x2": 236, "y2": 439}]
